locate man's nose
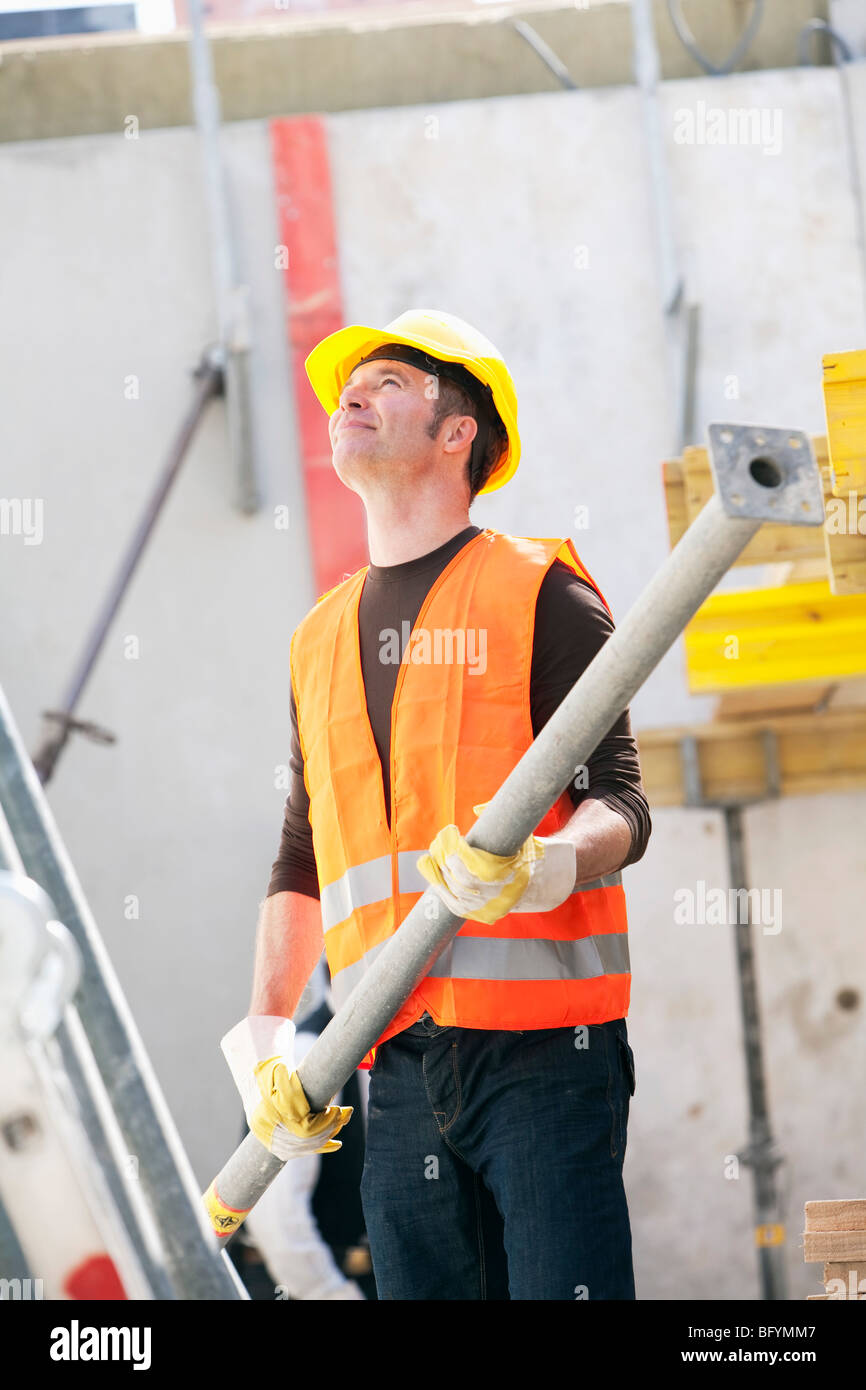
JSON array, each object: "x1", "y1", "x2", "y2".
[{"x1": 339, "y1": 378, "x2": 369, "y2": 410}]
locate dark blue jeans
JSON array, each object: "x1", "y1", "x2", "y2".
[{"x1": 360, "y1": 1013, "x2": 636, "y2": 1300}]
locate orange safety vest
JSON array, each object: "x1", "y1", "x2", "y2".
[{"x1": 290, "y1": 528, "x2": 630, "y2": 1068}]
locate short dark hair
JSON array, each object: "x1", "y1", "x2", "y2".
[{"x1": 427, "y1": 377, "x2": 509, "y2": 502}]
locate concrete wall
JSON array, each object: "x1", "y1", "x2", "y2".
[{"x1": 1, "y1": 61, "x2": 865, "y2": 1299}]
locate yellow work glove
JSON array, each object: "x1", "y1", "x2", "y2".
[
  {"x1": 221, "y1": 1016, "x2": 353, "y2": 1161},
  {"x1": 252, "y1": 1058, "x2": 352, "y2": 1157},
  {"x1": 416, "y1": 803, "x2": 577, "y2": 924}
]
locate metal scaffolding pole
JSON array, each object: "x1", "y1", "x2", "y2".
[
  {"x1": 725, "y1": 805, "x2": 788, "y2": 1301},
  {"x1": 31, "y1": 352, "x2": 224, "y2": 786},
  {"x1": 205, "y1": 422, "x2": 824, "y2": 1236},
  {"x1": 681, "y1": 729, "x2": 789, "y2": 1300},
  {"x1": 186, "y1": 0, "x2": 259, "y2": 515},
  {"x1": 0, "y1": 871, "x2": 156, "y2": 1299},
  {"x1": 0, "y1": 805, "x2": 172, "y2": 1297},
  {"x1": 0, "y1": 688, "x2": 244, "y2": 1299},
  {"x1": 630, "y1": 0, "x2": 701, "y2": 452}
]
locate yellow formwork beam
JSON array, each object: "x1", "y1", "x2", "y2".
[
  {"x1": 823, "y1": 349, "x2": 866, "y2": 495},
  {"x1": 683, "y1": 579, "x2": 866, "y2": 692}
]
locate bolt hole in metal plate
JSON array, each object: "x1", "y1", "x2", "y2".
[{"x1": 707, "y1": 424, "x2": 824, "y2": 526}]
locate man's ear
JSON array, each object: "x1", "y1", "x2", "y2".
[{"x1": 440, "y1": 414, "x2": 478, "y2": 456}]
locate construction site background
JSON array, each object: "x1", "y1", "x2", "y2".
[{"x1": 1, "y1": 0, "x2": 864, "y2": 1300}]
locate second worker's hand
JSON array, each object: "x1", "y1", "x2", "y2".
[{"x1": 221, "y1": 1015, "x2": 353, "y2": 1161}]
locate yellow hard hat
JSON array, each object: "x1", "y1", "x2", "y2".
[{"x1": 304, "y1": 309, "x2": 520, "y2": 494}]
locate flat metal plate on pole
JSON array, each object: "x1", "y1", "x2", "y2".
[
  {"x1": 707, "y1": 424, "x2": 825, "y2": 525},
  {"x1": 205, "y1": 424, "x2": 824, "y2": 1236}
]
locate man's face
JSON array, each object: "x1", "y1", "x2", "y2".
[{"x1": 328, "y1": 357, "x2": 474, "y2": 498}]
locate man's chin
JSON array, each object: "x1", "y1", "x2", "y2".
[
  {"x1": 332, "y1": 453, "x2": 373, "y2": 493},
  {"x1": 333, "y1": 436, "x2": 375, "y2": 466}
]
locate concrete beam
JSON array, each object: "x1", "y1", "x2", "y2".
[{"x1": 0, "y1": 0, "x2": 833, "y2": 144}]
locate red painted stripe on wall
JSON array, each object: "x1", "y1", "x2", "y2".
[{"x1": 270, "y1": 115, "x2": 367, "y2": 596}]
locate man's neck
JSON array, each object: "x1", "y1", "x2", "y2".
[{"x1": 365, "y1": 507, "x2": 474, "y2": 567}]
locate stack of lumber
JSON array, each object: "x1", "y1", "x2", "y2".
[{"x1": 803, "y1": 1200, "x2": 866, "y2": 1299}]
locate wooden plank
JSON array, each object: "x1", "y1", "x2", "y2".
[
  {"x1": 803, "y1": 1231, "x2": 866, "y2": 1262},
  {"x1": 823, "y1": 496, "x2": 866, "y2": 596},
  {"x1": 636, "y1": 708, "x2": 866, "y2": 807},
  {"x1": 682, "y1": 446, "x2": 713, "y2": 525},
  {"x1": 805, "y1": 1199, "x2": 866, "y2": 1232},
  {"x1": 823, "y1": 349, "x2": 866, "y2": 495},
  {"x1": 662, "y1": 434, "x2": 866, "y2": 589},
  {"x1": 714, "y1": 683, "x2": 834, "y2": 720},
  {"x1": 662, "y1": 459, "x2": 687, "y2": 548},
  {"x1": 661, "y1": 437, "x2": 830, "y2": 568},
  {"x1": 764, "y1": 559, "x2": 834, "y2": 585},
  {"x1": 824, "y1": 1263, "x2": 866, "y2": 1298},
  {"x1": 828, "y1": 676, "x2": 866, "y2": 707}
]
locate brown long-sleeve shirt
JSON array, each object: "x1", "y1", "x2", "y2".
[{"x1": 267, "y1": 525, "x2": 651, "y2": 899}]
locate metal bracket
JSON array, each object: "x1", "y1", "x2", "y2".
[
  {"x1": 679, "y1": 728, "x2": 781, "y2": 809},
  {"x1": 708, "y1": 424, "x2": 824, "y2": 525},
  {"x1": 42, "y1": 711, "x2": 116, "y2": 748}
]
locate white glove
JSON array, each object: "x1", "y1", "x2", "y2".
[
  {"x1": 511, "y1": 836, "x2": 578, "y2": 912},
  {"x1": 221, "y1": 1015, "x2": 352, "y2": 1162},
  {"x1": 417, "y1": 824, "x2": 577, "y2": 925}
]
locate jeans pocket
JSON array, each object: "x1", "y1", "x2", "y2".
[
  {"x1": 368, "y1": 1041, "x2": 387, "y2": 1078},
  {"x1": 607, "y1": 1029, "x2": 635, "y2": 1160},
  {"x1": 617, "y1": 1034, "x2": 636, "y2": 1097}
]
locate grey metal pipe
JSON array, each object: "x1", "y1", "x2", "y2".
[
  {"x1": 0, "y1": 687, "x2": 242, "y2": 1299},
  {"x1": 206, "y1": 424, "x2": 824, "y2": 1231},
  {"x1": 631, "y1": 0, "x2": 682, "y2": 316},
  {"x1": 30, "y1": 355, "x2": 224, "y2": 785},
  {"x1": 0, "y1": 1196, "x2": 30, "y2": 1286},
  {"x1": 725, "y1": 805, "x2": 788, "y2": 1302},
  {"x1": 0, "y1": 800, "x2": 20, "y2": 875},
  {"x1": 186, "y1": 0, "x2": 259, "y2": 516},
  {"x1": 798, "y1": 19, "x2": 866, "y2": 342},
  {"x1": 509, "y1": 19, "x2": 578, "y2": 90},
  {"x1": 666, "y1": 0, "x2": 765, "y2": 77},
  {"x1": 630, "y1": 0, "x2": 702, "y2": 457}
]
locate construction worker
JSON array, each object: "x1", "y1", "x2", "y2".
[{"x1": 222, "y1": 309, "x2": 651, "y2": 1300}]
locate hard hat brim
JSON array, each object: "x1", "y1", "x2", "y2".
[{"x1": 304, "y1": 321, "x2": 519, "y2": 494}]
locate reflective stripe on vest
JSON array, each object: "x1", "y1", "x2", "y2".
[
  {"x1": 321, "y1": 855, "x2": 622, "y2": 936},
  {"x1": 331, "y1": 927, "x2": 630, "y2": 1008},
  {"x1": 290, "y1": 528, "x2": 631, "y2": 1050}
]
